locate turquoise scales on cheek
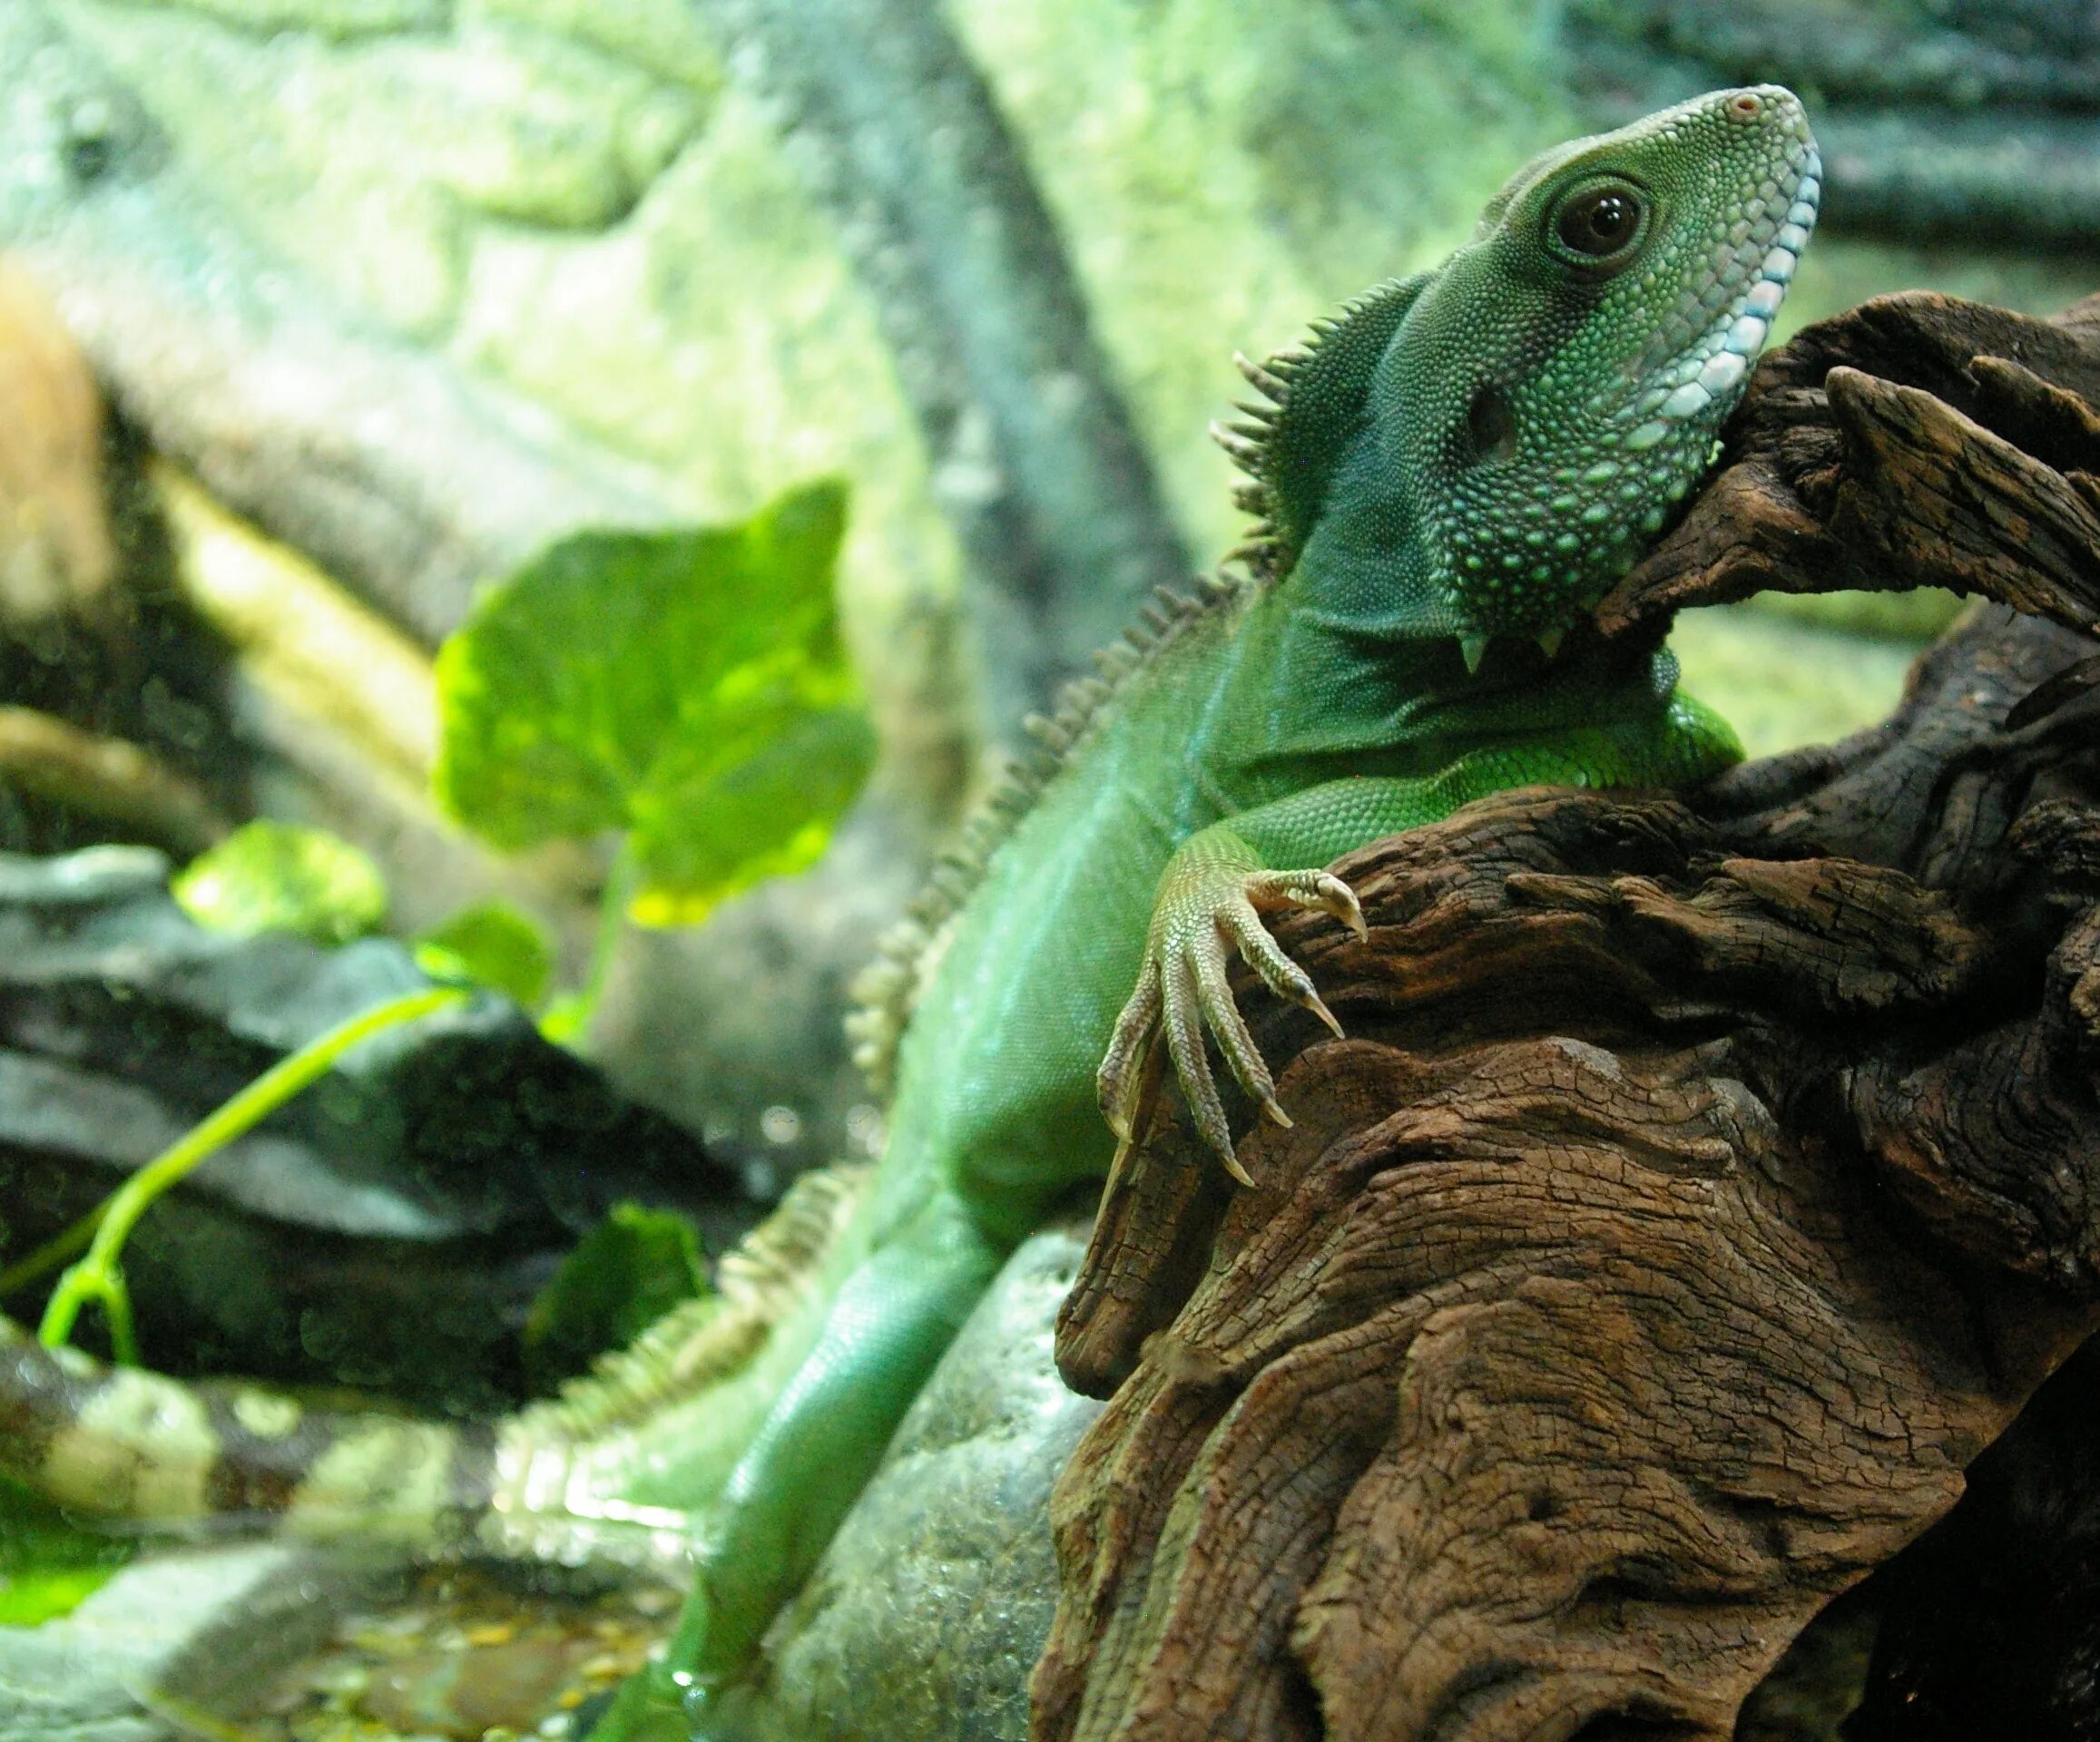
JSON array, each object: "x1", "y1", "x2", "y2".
[{"x1": 0, "y1": 88, "x2": 1820, "y2": 1739}]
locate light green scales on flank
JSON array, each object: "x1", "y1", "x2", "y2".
[{"x1": 0, "y1": 89, "x2": 1821, "y2": 1740}]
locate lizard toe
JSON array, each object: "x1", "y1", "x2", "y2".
[
  {"x1": 1192, "y1": 909, "x2": 1285, "y2": 1126},
  {"x1": 1222, "y1": 899, "x2": 1346, "y2": 1039},
  {"x1": 1161, "y1": 944, "x2": 1251, "y2": 1185},
  {"x1": 1246, "y1": 866, "x2": 1367, "y2": 941},
  {"x1": 1098, "y1": 960, "x2": 1163, "y2": 1141}
]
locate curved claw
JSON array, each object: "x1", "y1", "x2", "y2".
[
  {"x1": 1099, "y1": 863, "x2": 1359, "y2": 1186},
  {"x1": 1221, "y1": 899, "x2": 1345, "y2": 1040},
  {"x1": 1097, "y1": 958, "x2": 1162, "y2": 1143},
  {"x1": 1245, "y1": 866, "x2": 1367, "y2": 939},
  {"x1": 1161, "y1": 945, "x2": 1250, "y2": 1184}
]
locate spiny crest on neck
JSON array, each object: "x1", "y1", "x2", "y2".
[
  {"x1": 846, "y1": 570, "x2": 1246, "y2": 1099},
  {"x1": 1212, "y1": 273, "x2": 1424, "y2": 583}
]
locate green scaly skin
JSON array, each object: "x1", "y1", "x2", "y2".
[{"x1": 595, "y1": 83, "x2": 1824, "y2": 1737}]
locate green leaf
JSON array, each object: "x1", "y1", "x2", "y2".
[
  {"x1": 0, "y1": 1475, "x2": 132, "y2": 1627},
  {"x1": 172, "y1": 821, "x2": 388, "y2": 947},
  {"x1": 524, "y1": 1202, "x2": 708, "y2": 1389},
  {"x1": 627, "y1": 701, "x2": 874, "y2": 925},
  {"x1": 413, "y1": 901, "x2": 554, "y2": 1008},
  {"x1": 434, "y1": 480, "x2": 874, "y2": 922}
]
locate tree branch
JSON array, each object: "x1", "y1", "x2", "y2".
[
  {"x1": 1038, "y1": 290, "x2": 2100, "y2": 1742},
  {"x1": 691, "y1": 0, "x2": 1193, "y2": 729}
]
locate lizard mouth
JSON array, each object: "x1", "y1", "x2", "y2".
[{"x1": 1617, "y1": 135, "x2": 1822, "y2": 452}]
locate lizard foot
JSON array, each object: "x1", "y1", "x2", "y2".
[{"x1": 1098, "y1": 859, "x2": 1364, "y2": 1183}]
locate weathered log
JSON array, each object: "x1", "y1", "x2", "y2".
[
  {"x1": 1841, "y1": 1333, "x2": 2100, "y2": 1739},
  {"x1": 1035, "y1": 291, "x2": 2100, "y2": 1739}
]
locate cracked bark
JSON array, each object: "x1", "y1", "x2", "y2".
[{"x1": 1033, "y1": 289, "x2": 2100, "y2": 1742}]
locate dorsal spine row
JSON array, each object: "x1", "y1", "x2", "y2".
[
  {"x1": 1214, "y1": 342, "x2": 1308, "y2": 582},
  {"x1": 844, "y1": 573, "x2": 1245, "y2": 1099},
  {"x1": 840, "y1": 289, "x2": 1394, "y2": 1100}
]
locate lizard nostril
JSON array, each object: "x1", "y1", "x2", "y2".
[{"x1": 1727, "y1": 93, "x2": 1765, "y2": 122}]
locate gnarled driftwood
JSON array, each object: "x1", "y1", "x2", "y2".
[{"x1": 1035, "y1": 290, "x2": 2100, "y2": 1741}]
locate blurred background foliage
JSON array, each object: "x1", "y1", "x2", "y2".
[
  {"x1": 0, "y1": 3, "x2": 2093, "y2": 1732},
  {"x1": 0, "y1": 0, "x2": 2094, "y2": 1183}
]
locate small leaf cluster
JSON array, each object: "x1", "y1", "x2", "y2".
[
  {"x1": 524, "y1": 1201, "x2": 710, "y2": 1392},
  {"x1": 162, "y1": 479, "x2": 870, "y2": 1035},
  {"x1": 15, "y1": 482, "x2": 864, "y2": 1412},
  {"x1": 172, "y1": 820, "x2": 388, "y2": 946}
]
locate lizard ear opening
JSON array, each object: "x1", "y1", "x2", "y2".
[
  {"x1": 1215, "y1": 271, "x2": 1429, "y2": 582},
  {"x1": 1465, "y1": 384, "x2": 1517, "y2": 465}
]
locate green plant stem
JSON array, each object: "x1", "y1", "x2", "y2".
[
  {"x1": 0, "y1": 1206, "x2": 104, "y2": 1301},
  {"x1": 542, "y1": 842, "x2": 637, "y2": 1045},
  {"x1": 36, "y1": 984, "x2": 470, "y2": 1361}
]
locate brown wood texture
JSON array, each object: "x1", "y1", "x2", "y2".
[{"x1": 1035, "y1": 291, "x2": 2100, "y2": 1742}]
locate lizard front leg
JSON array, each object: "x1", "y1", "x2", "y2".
[
  {"x1": 1099, "y1": 707, "x2": 1742, "y2": 1177},
  {"x1": 1098, "y1": 778, "x2": 1428, "y2": 1179}
]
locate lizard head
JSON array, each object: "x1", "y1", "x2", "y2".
[{"x1": 1221, "y1": 86, "x2": 1820, "y2": 664}]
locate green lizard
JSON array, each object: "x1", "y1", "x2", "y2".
[
  {"x1": 0, "y1": 84, "x2": 1819, "y2": 1739},
  {"x1": 589, "y1": 83, "x2": 1821, "y2": 1737}
]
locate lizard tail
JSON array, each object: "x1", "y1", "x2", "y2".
[
  {"x1": 0, "y1": 1313, "x2": 496, "y2": 1546},
  {"x1": 0, "y1": 1164, "x2": 876, "y2": 1575}
]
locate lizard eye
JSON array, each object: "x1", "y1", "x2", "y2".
[{"x1": 1549, "y1": 181, "x2": 1647, "y2": 266}]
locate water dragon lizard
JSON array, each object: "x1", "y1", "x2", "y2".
[{"x1": 0, "y1": 85, "x2": 1820, "y2": 1738}]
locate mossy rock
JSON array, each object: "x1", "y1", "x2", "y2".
[{"x1": 712, "y1": 1227, "x2": 1102, "y2": 1742}]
